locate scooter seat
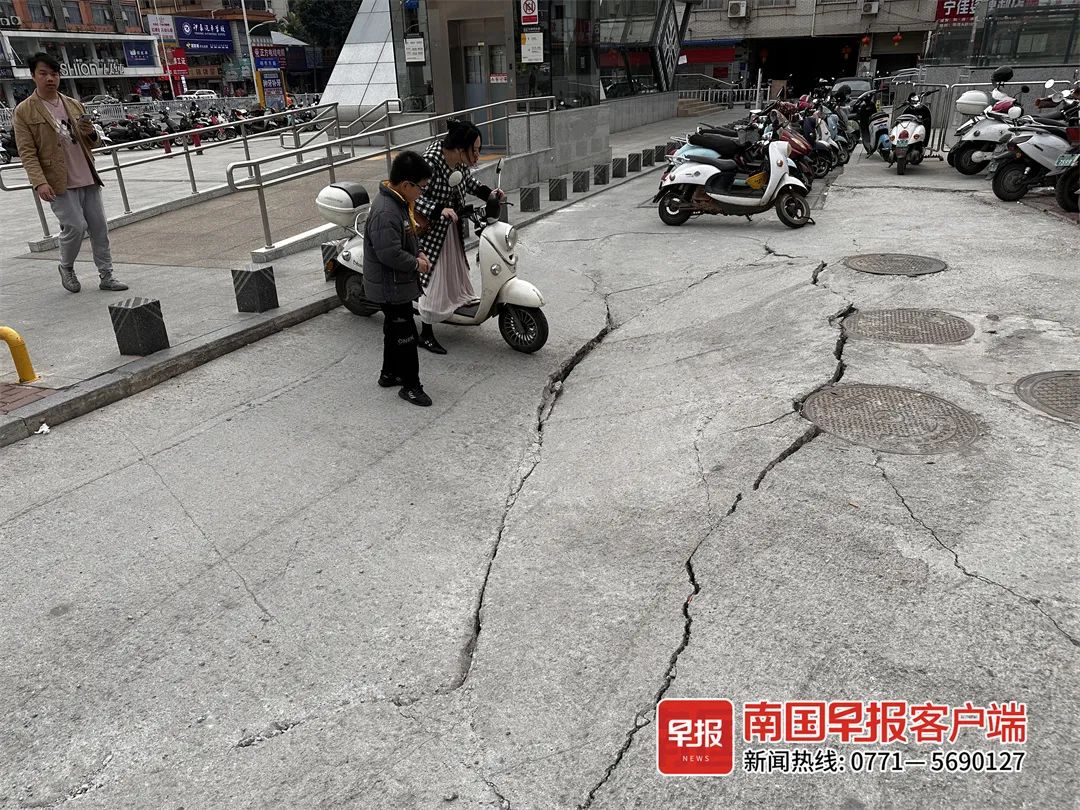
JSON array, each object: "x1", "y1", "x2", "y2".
[
  {"x1": 688, "y1": 154, "x2": 739, "y2": 173},
  {"x1": 699, "y1": 126, "x2": 738, "y2": 137},
  {"x1": 1031, "y1": 115, "x2": 1068, "y2": 127},
  {"x1": 688, "y1": 132, "x2": 744, "y2": 156}
]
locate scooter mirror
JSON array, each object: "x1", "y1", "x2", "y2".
[
  {"x1": 1021, "y1": 85, "x2": 1030, "y2": 93},
  {"x1": 447, "y1": 169, "x2": 464, "y2": 187},
  {"x1": 1008, "y1": 106, "x2": 1022, "y2": 119},
  {"x1": 1045, "y1": 78, "x2": 1055, "y2": 89}
]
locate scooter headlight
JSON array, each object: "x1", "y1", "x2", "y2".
[{"x1": 504, "y1": 226, "x2": 518, "y2": 251}]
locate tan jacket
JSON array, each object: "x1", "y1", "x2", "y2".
[{"x1": 13, "y1": 94, "x2": 103, "y2": 195}]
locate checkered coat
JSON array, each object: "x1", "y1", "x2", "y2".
[{"x1": 415, "y1": 140, "x2": 492, "y2": 288}]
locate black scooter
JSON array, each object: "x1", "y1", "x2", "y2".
[{"x1": 849, "y1": 89, "x2": 890, "y2": 159}]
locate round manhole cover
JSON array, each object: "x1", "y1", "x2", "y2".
[
  {"x1": 843, "y1": 309, "x2": 975, "y2": 344},
  {"x1": 843, "y1": 254, "x2": 948, "y2": 276},
  {"x1": 803, "y1": 384, "x2": 980, "y2": 455},
  {"x1": 1015, "y1": 371, "x2": 1080, "y2": 423}
]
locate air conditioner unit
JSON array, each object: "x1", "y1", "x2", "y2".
[
  {"x1": 862, "y1": 1, "x2": 880, "y2": 14},
  {"x1": 728, "y1": 0, "x2": 748, "y2": 18}
]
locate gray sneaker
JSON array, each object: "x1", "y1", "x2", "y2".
[
  {"x1": 98, "y1": 275, "x2": 129, "y2": 292},
  {"x1": 58, "y1": 264, "x2": 81, "y2": 293}
]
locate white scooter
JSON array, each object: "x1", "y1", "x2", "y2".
[
  {"x1": 654, "y1": 116, "x2": 812, "y2": 229},
  {"x1": 885, "y1": 88, "x2": 942, "y2": 175},
  {"x1": 315, "y1": 159, "x2": 548, "y2": 353}
]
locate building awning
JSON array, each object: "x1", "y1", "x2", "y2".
[
  {"x1": 271, "y1": 31, "x2": 309, "y2": 47},
  {"x1": 2, "y1": 30, "x2": 155, "y2": 42}
]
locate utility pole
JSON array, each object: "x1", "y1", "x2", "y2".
[{"x1": 241, "y1": 0, "x2": 257, "y2": 96}]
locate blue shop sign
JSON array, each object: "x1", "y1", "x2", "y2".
[
  {"x1": 123, "y1": 41, "x2": 156, "y2": 68},
  {"x1": 176, "y1": 17, "x2": 233, "y2": 53}
]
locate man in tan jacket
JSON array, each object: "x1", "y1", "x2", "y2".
[{"x1": 14, "y1": 52, "x2": 128, "y2": 292}]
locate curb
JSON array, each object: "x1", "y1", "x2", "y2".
[{"x1": 0, "y1": 159, "x2": 668, "y2": 450}]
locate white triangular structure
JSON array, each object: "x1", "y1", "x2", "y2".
[{"x1": 320, "y1": 0, "x2": 400, "y2": 116}]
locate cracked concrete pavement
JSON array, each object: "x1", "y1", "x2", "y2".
[{"x1": 0, "y1": 152, "x2": 1077, "y2": 808}]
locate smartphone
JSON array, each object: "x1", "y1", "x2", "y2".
[{"x1": 79, "y1": 114, "x2": 92, "y2": 123}]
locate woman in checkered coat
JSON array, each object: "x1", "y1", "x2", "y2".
[{"x1": 414, "y1": 119, "x2": 502, "y2": 354}]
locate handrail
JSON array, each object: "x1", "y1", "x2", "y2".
[
  {"x1": 1, "y1": 102, "x2": 341, "y2": 240},
  {"x1": 224, "y1": 96, "x2": 556, "y2": 249},
  {"x1": 344, "y1": 98, "x2": 405, "y2": 135},
  {"x1": 276, "y1": 105, "x2": 342, "y2": 154}
]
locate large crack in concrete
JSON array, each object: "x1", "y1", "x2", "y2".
[
  {"x1": 449, "y1": 301, "x2": 616, "y2": 694},
  {"x1": 579, "y1": 284, "x2": 850, "y2": 807},
  {"x1": 873, "y1": 457, "x2": 1080, "y2": 649}
]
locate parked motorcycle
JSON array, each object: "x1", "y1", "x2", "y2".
[
  {"x1": 949, "y1": 65, "x2": 1021, "y2": 175},
  {"x1": 1054, "y1": 142, "x2": 1079, "y2": 213},
  {"x1": 0, "y1": 127, "x2": 17, "y2": 164},
  {"x1": 317, "y1": 160, "x2": 549, "y2": 352},
  {"x1": 849, "y1": 89, "x2": 890, "y2": 159},
  {"x1": 885, "y1": 88, "x2": 942, "y2": 175},
  {"x1": 989, "y1": 84, "x2": 1079, "y2": 202},
  {"x1": 654, "y1": 110, "x2": 813, "y2": 229}
]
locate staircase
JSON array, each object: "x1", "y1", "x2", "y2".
[{"x1": 677, "y1": 97, "x2": 730, "y2": 118}]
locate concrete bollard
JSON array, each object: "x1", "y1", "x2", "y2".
[
  {"x1": 572, "y1": 169, "x2": 590, "y2": 193},
  {"x1": 548, "y1": 177, "x2": 568, "y2": 202},
  {"x1": 520, "y1": 185, "x2": 540, "y2": 212},
  {"x1": 594, "y1": 163, "x2": 610, "y2": 185},
  {"x1": 654, "y1": 145, "x2": 666, "y2": 163},
  {"x1": 627, "y1": 153, "x2": 642, "y2": 173},
  {"x1": 232, "y1": 265, "x2": 280, "y2": 313},
  {"x1": 108, "y1": 297, "x2": 170, "y2": 356},
  {"x1": 641, "y1": 148, "x2": 654, "y2": 167},
  {"x1": 612, "y1": 157, "x2": 627, "y2": 178}
]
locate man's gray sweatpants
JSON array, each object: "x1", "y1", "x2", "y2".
[{"x1": 49, "y1": 185, "x2": 113, "y2": 278}]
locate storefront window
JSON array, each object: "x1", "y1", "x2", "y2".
[
  {"x1": 598, "y1": 0, "x2": 677, "y2": 98},
  {"x1": 545, "y1": 0, "x2": 600, "y2": 108},
  {"x1": 980, "y1": 9, "x2": 1079, "y2": 64}
]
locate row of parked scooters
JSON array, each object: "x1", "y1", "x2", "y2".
[
  {"x1": 0, "y1": 101, "x2": 321, "y2": 163},
  {"x1": 947, "y1": 68, "x2": 1079, "y2": 213},
  {"x1": 654, "y1": 82, "x2": 860, "y2": 229}
]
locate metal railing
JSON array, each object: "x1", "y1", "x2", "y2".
[
  {"x1": 0, "y1": 102, "x2": 341, "y2": 240},
  {"x1": 343, "y1": 98, "x2": 404, "y2": 137},
  {"x1": 224, "y1": 96, "x2": 556, "y2": 250},
  {"x1": 887, "y1": 77, "x2": 1076, "y2": 153},
  {"x1": 674, "y1": 73, "x2": 737, "y2": 91},
  {"x1": 678, "y1": 87, "x2": 761, "y2": 108}
]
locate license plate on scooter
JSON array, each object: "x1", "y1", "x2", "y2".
[
  {"x1": 1056, "y1": 153, "x2": 1079, "y2": 168},
  {"x1": 895, "y1": 139, "x2": 909, "y2": 147}
]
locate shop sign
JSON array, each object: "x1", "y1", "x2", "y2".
[
  {"x1": 167, "y1": 47, "x2": 188, "y2": 76},
  {"x1": 61, "y1": 59, "x2": 126, "y2": 78},
  {"x1": 936, "y1": 0, "x2": 978, "y2": 21},
  {"x1": 404, "y1": 34, "x2": 425, "y2": 64},
  {"x1": 147, "y1": 14, "x2": 178, "y2": 47},
  {"x1": 123, "y1": 42, "x2": 156, "y2": 68},
  {"x1": 253, "y1": 44, "x2": 286, "y2": 70},
  {"x1": 176, "y1": 17, "x2": 233, "y2": 53},
  {"x1": 259, "y1": 69, "x2": 286, "y2": 109},
  {"x1": 521, "y1": 0, "x2": 538, "y2": 26},
  {"x1": 520, "y1": 31, "x2": 543, "y2": 63}
]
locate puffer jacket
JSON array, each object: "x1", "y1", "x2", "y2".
[{"x1": 362, "y1": 183, "x2": 422, "y2": 304}]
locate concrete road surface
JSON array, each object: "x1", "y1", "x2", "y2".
[{"x1": 0, "y1": 153, "x2": 1077, "y2": 809}]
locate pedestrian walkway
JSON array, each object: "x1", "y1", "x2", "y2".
[{"x1": 0, "y1": 111, "x2": 744, "y2": 446}]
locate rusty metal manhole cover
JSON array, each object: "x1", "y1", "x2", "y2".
[
  {"x1": 1015, "y1": 371, "x2": 1080, "y2": 423},
  {"x1": 803, "y1": 384, "x2": 980, "y2": 454},
  {"x1": 843, "y1": 309, "x2": 974, "y2": 344},
  {"x1": 843, "y1": 254, "x2": 948, "y2": 276}
]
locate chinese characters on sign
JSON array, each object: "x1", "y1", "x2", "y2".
[
  {"x1": 176, "y1": 17, "x2": 234, "y2": 53},
  {"x1": 404, "y1": 34, "x2": 426, "y2": 64},
  {"x1": 123, "y1": 42, "x2": 156, "y2": 69},
  {"x1": 147, "y1": 14, "x2": 178, "y2": 47},
  {"x1": 936, "y1": 0, "x2": 979, "y2": 22},
  {"x1": 520, "y1": 32, "x2": 543, "y2": 64},
  {"x1": 656, "y1": 699, "x2": 735, "y2": 776},
  {"x1": 252, "y1": 45, "x2": 287, "y2": 71}
]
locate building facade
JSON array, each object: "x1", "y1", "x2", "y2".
[
  {"x1": 1, "y1": 0, "x2": 159, "y2": 105},
  {"x1": 682, "y1": 0, "x2": 937, "y2": 90},
  {"x1": 927, "y1": 0, "x2": 1080, "y2": 67},
  {"x1": 136, "y1": 0, "x2": 274, "y2": 96}
]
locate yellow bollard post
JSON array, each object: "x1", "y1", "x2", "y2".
[{"x1": 0, "y1": 327, "x2": 39, "y2": 383}]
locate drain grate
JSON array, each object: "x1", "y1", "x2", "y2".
[
  {"x1": 843, "y1": 254, "x2": 948, "y2": 276},
  {"x1": 803, "y1": 384, "x2": 980, "y2": 455},
  {"x1": 843, "y1": 309, "x2": 974, "y2": 344},
  {"x1": 1015, "y1": 371, "x2": 1080, "y2": 423}
]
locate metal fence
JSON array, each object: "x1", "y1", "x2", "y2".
[
  {"x1": 224, "y1": 96, "x2": 556, "y2": 250},
  {"x1": 0, "y1": 102, "x2": 341, "y2": 241},
  {"x1": 678, "y1": 88, "x2": 761, "y2": 108},
  {"x1": 888, "y1": 77, "x2": 1076, "y2": 153}
]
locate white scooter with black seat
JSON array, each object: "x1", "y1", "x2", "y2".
[
  {"x1": 315, "y1": 159, "x2": 548, "y2": 353},
  {"x1": 654, "y1": 123, "x2": 812, "y2": 229}
]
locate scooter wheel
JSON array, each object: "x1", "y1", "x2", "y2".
[
  {"x1": 1054, "y1": 167, "x2": 1079, "y2": 213},
  {"x1": 499, "y1": 305, "x2": 548, "y2": 353},
  {"x1": 951, "y1": 143, "x2": 988, "y2": 176},
  {"x1": 991, "y1": 160, "x2": 1029, "y2": 202},
  {"x1": 658, "y1": 191, "x2": 691, "y2": 226},
  {"x1": 775, "y1": 189, "x2": 811, "y2": 229},
  {"x1": 335, "y1": 270, "x2": 380, "y2": 316}
]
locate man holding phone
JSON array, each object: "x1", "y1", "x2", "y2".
[{"x1": 13, "y1": 52, "x2": 128, "y2": 292}]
